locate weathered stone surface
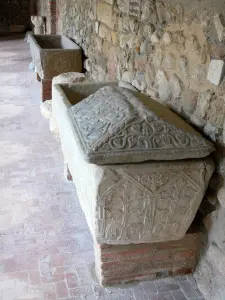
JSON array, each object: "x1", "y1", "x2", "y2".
[
  {"x1": 204, "y1": 123, "x2": 221, "y2": 142},
  {"x1": 99, "y1": 24, "x2": 111, "y2": 41},
  {"x1": 195, "y1": 255, "x2": 225, "y2": 300},
  {"x1": 50, "y1": 72, "x2": 88, "y2": 136},
  {"x1": 195, "y1": 90, "x2": 213, "y2": 118},
  {"x1": 207, "y1": 59, "x2": 225, "y2": 86},
  {"x1": 69, "y1": 86, "x2": 214, "y2": 164},
  {"x1": 214, "y1": 14, "x2": 225, "y2": 43},
  {"x1": 207, "y1": 243, "x2": 225, "y2": 276},
  {"x1": 217, "y1": 186, "x2": 225, "y2": 208},
  {"x1": 156, "y1": 70, "x2": 172, "y2": 102},
  {"x1": 52, "y1": 81, "x2": 214, "y2": 245},
  {"x1": 28, "y1": 34, "x2": 82, "y2": 80},
  {"x1": 97, "y1": 2, "x2": 114, "y2": 29},
  {"x1": 181, "y1": 90, "x2": 198, "y2": 113},
  {"x1": 52, "y1": 72, "x2": 87, "y2": 85},
  {"x1": 190, "y1": 114, "x2": 207, "y2": 129}
]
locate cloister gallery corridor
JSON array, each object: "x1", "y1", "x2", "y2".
[{"x1": 0, "y1": 36, "x2": 205, "y2": 300}]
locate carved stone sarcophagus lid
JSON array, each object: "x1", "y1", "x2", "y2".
[{"x1": 68, "y1": 86, "x2": 214, "y2": 164}]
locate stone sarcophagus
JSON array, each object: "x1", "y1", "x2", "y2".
[
  {"x1": 52, "y1": 82, "x2": 215, "y2": 284},
  {"x1": 28, "y1": 34, "x2": 82, "y2": 101}
]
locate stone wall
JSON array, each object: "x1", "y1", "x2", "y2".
[
  {"x1": 37, "y1": 0, "x2": 56, "y2": 34},
  {"x1": 0, "y1": 0, "x2": 31, "y2": 33},
  {"x1": 37, "y1": 0, "x2": 225, "y2": 298}
]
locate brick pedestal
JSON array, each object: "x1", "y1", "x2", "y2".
[
  {"x1": 41, "y1": 79, "x2": 52, "y2": 101},
  {"x1": 95, "y1": 225, "x2": 201, "y2": 286}
]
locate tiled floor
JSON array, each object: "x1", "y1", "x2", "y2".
[{"x1": 0, "y1": 36, "x2": 205, "y2": 300}]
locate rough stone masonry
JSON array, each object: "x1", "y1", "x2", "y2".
[{"x1": 37, "y1": 0, "x2": 225, "y2": 299}]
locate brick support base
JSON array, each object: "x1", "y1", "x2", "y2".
[
  {"x1": 95, "y1": 226, "x2": 201, "y2": 286},
  {"x1": 41, "y1": 79, "x2": 52, "y2": 102}
]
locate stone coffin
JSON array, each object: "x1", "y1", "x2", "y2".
[
  {"x1": 28, "y1": 34, "x2": 82, "y2": 80},
  {"x1": 52, "y1": 82, "x2": 215, "y2": 245}
]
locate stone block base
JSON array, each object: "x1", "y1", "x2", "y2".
[
  {"x1": 41, "y1": 79, "x2": 52, "y2": 102},
  {"x1": 95, "y1": 225, "x2": 201, "y2": 286}
]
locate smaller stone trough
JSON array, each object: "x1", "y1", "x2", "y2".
[{"x1": 28, "y1": 34, "x2": 82, "y2": 101}]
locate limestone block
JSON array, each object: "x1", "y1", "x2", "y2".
[
  {"x1": 181, "y1": 90, "x2": 198, "y2": 114},
  {"x1": 104, "y1": 0, "x2": 114, "y2": 4},
  {"x1": 214, "y1": 14, "x2": 225, "y2": 43},
  {"x1": 190, "y1": 114, "x2": 206, "y2": 129},
  {"x1": 97, "y1": 2, "x2": 114, "y2": 29},
  {"x1": 195, "y1": 90, "x2": 213, "y2": 118},
  {"x1": 129, "y1": 20, "x2": 139, "y2": 33},
  {"x1": 52, "y1": 82, "x2": 215, "y2": 245},
  {"x1": 95, "y1": 22, "x2": 99, "y2": 34},
  {"x1": 141, "y1": 0, "x2": 156, "y2": 23},
  {"x1": 217, "y1": 186, "x2": 225, "y2": 208},
  {"x1": 156, "y1": 70, "x2": 172, "y2": 102},
  {"x1": 151, "y1": 30, "x2": 162, "y2": 44},
  {"x1": 98, "y1": 24, "x2": 111, "y2": 41},
  {"x1": 111, "y1": 31, "x2": 118, "y2": 44},
  {"x1": 170, "y1": 74, "x2": 182, "y2": 99},
  {"x1": 179, "y1": 56, "x2": 189, "y2": 79},
  {"x1": 162, "y1": 32, "x2": 172, "y2": 46},
  {"x1": 52, "y1": 72, "x2": 87, "y2": 85},
  {"x1": 195, "y1": 254, "x2": 225, "y2": 300},
  {"x1": 207, "y1": 243, "x2": 225, "y2": 277},
  {"x1": 207, "y1": 59, "x2": 225, "y2": 86},
  {"x1": 204, "y1": 123, "x2": 220, "y2": 142},
  {"x1": 210, "y1": 44, "x2": 225, "y2": 59}
]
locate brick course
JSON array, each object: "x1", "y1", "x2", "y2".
[
  {"x1": 41, "y1": 79, "x2": 52, "y2": 101},
  {"x1": 95, "y1": 227, "x2": 201, "y2": 286}
]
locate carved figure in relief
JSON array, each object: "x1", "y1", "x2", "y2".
[{"x1": 99, "y1": 166, "x2": 210, "y2": 243}]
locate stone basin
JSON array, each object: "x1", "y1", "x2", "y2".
[{"x1": 28, "y1": 34, "x2": 82, "y2": 80}]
